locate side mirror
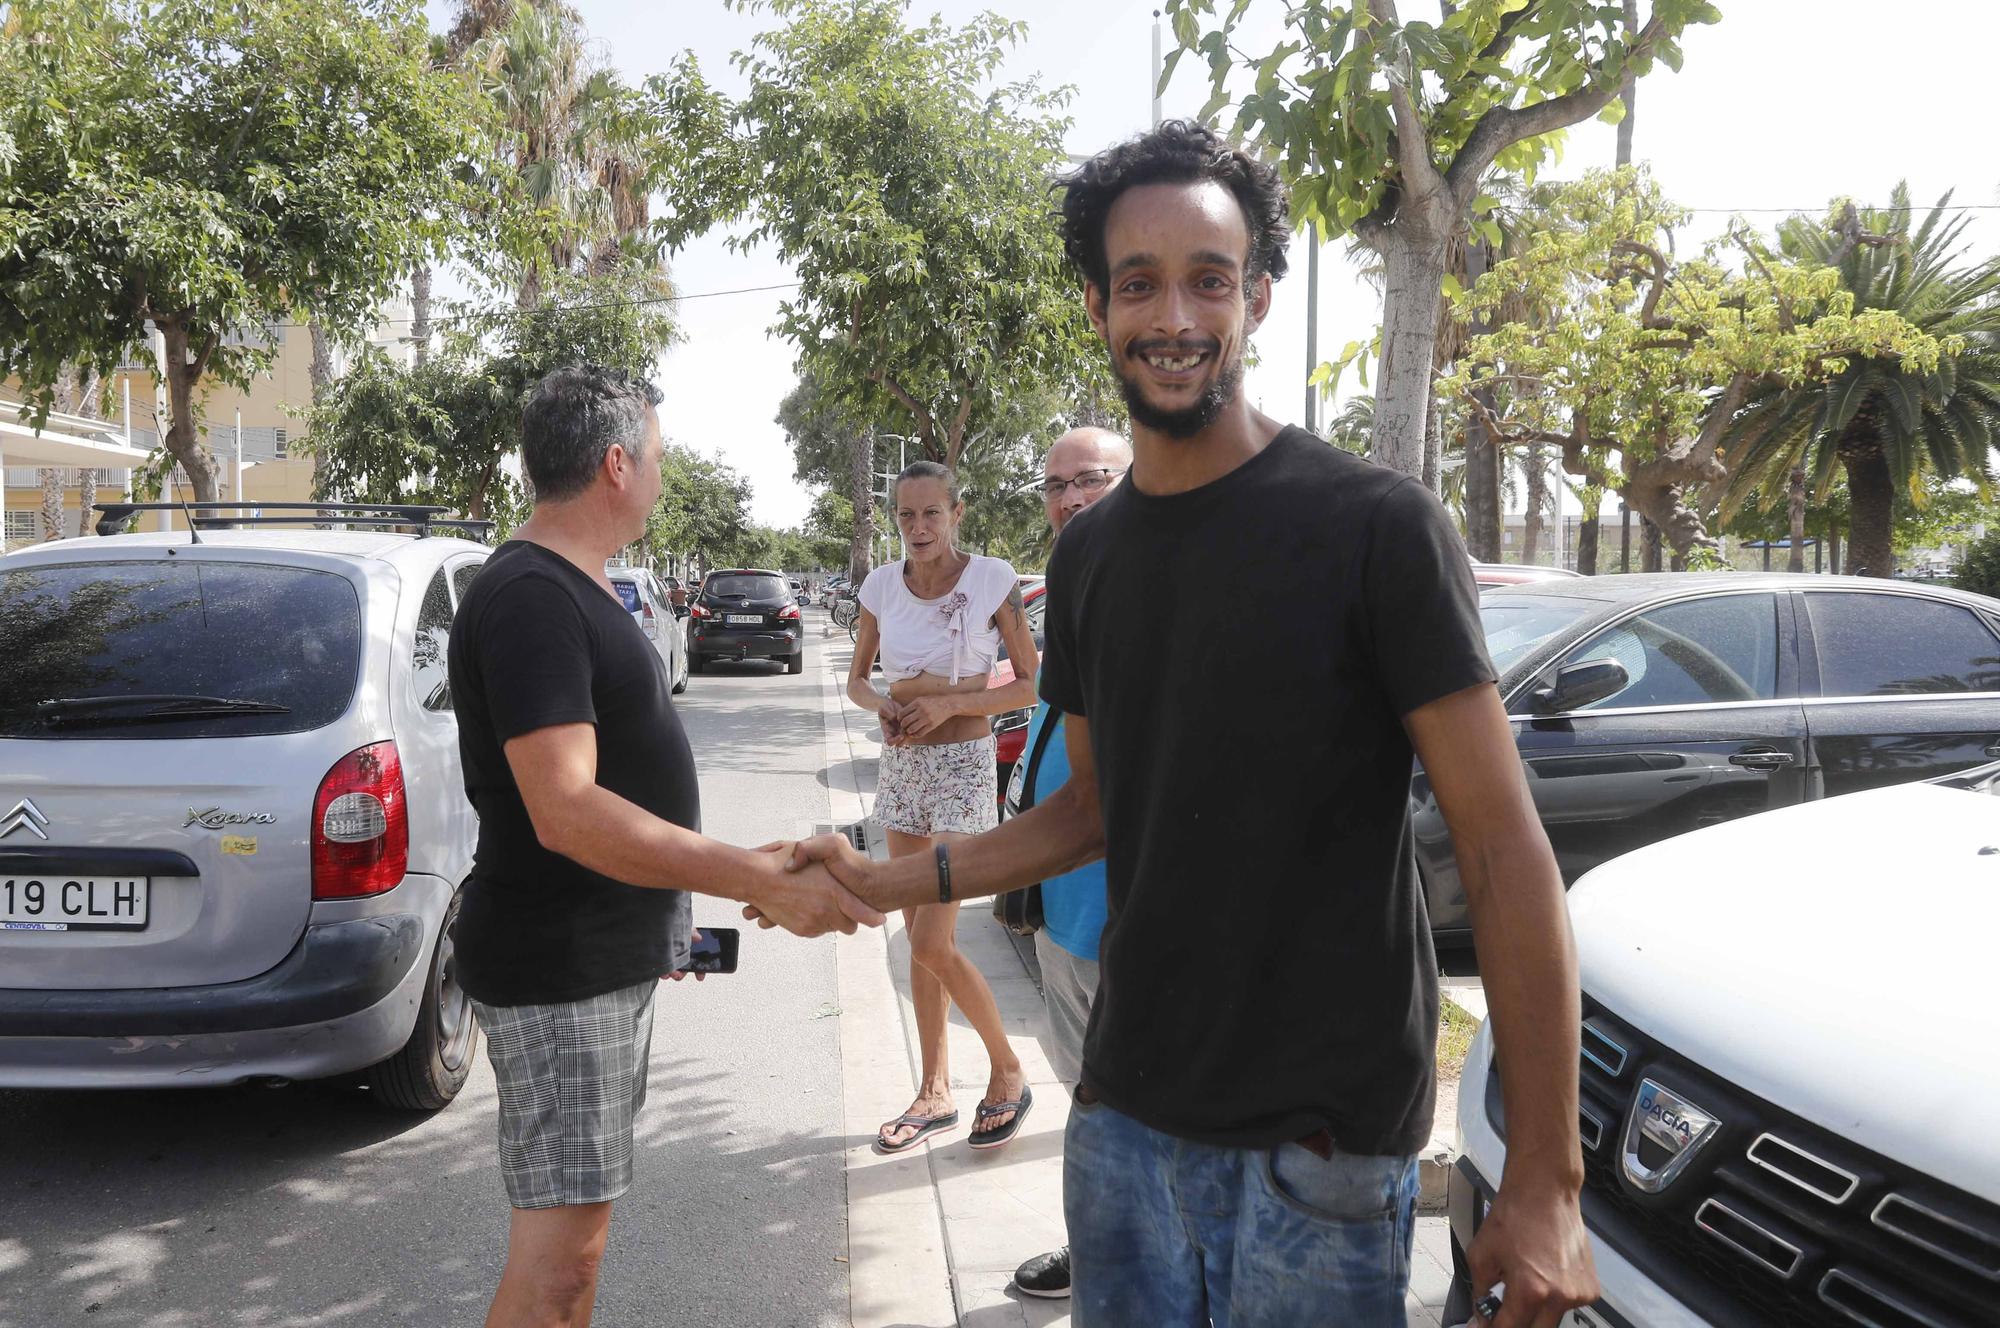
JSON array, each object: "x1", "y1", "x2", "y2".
[
  {"x1": 673, "y1": 604, "x2": 690, "y2": 619},
  {"x1": 1533, "y1": 658, "x2": 1629, "y2": 714}
]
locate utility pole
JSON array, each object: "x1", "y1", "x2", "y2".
[{"x1": 1304, "y1": 224, "x2": 1319, "y2": 434}]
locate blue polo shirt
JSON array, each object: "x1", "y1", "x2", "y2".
[{"x1": 1020, "y1": 687, "x2": 1107, "y2": 962}]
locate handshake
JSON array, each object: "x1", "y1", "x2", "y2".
[{"x1": 739, "y1": 834, "x2": 891, "y2": 938}]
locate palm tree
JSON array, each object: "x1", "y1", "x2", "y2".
[
  {"x1": 1721, "y1": 187, "x2": 2000, "y2": 577},
  {"x1": 1325, "y1": 393, "x2": 1374, "y2": 454}
]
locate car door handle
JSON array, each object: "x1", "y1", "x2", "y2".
[
  {"x1": 1983, "y1": 741, "x2": 2000, "y2": 759},
  {"x1": 1730, "y1": 749, "x2": 1797, "y2": 771}
]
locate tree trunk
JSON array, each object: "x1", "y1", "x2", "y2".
[
  {"x1": 411, "y1": 265, "x2": 433, "y2": 368},
  {"x1": 1523, "y1": 442, "x2": 1546, "y2": 564},
  {"x1": 39, "y1": 468, "x2": 64, "y2": 540},
  {"x1": 1617, "y1": 0, "x2": 1640, "y2": 167},
  {"x1": 1368, "y1": 228, "x2": 1451, "y2": 478},
  {"x1": 72, "y1": 367, "x2": 100, "y2": 536},
  {"x1": 159, "y1": 321, "x2": 222, "y2": 502},
  {"x1": 846, "y1": 429, "x2": 876, "y2": 584},
  {"x1": 1787, "y1": 460, "x2": 1807, "y2": 573},
  {"x1": 1840, "y1": 431, "x2": 1895, "y2": 578},
  {"x1": 1830, "y1": 523, "x2": 1842, "y2": 576},
  {"x1": 1641, "y1": 516, "x2": 1664, "y2": 572},
  {"x1": 1461, "y1": 239, "x2": 1502, "y2": 559},
  {"x1": 309, "y1": 322, "x2": 335, "y2": 401},
  {"x1": 1421, "y1": 400, "x2": 1441, "y2": 493},
  {"x1": 1576, "y1": 487, "x2": 1602, "y2": 575}
]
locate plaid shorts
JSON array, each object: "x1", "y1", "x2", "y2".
[
  {"x1": 874, "y1": 734, "x2": 999, "y2": 837},
  {"x1": 471, "y1": 980, "x2": 657, "y2": 1209}
]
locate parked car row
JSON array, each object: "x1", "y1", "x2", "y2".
[{"x1": 1434, "y1": 572, "x2": 2000, "y2": 1326}]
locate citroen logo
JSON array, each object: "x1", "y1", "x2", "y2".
[
  {"x1": 0, "y1": 798, "x2": 50, "y2": 841},
  {"x1": 1622, "y1": 1078, "x2": 1721, "y2": 1194}
]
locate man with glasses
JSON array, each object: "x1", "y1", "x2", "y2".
[{"x1": 1012, "y1": 426, "x2": 1131, "y2": 1300}]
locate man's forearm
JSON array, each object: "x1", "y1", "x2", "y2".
[
  {"x1": 866, "y1": 781, "x2": 1105, "y2": 911},
  {"x1": 1462, "y1": 824, "x2": 1586, "y2": 1194},
  {"x1": 539, "y1": 785, "x2": 767, "y2": 902}
]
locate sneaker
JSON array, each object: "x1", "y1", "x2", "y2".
[{"x1": 1013, "y1": 1245, "x2": 1071, "y2": 1299}]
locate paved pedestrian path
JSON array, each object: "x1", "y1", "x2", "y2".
[{"x1": 813, "y1": 627, "x2": 1461, "y2": 1326}]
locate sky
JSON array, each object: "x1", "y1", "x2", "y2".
[{"x1": 431, "y1": 1, "x2": 2000, "y2": 528}]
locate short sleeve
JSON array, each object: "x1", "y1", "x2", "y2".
[
  {"x1": 477, "y1": 574, "x2": 600, "y2": 743},
  {"x1": 1364, "y1": 479, "x2": 1496, "y2": 717},
  {"x1": 857, "y1": 564, "x2": 891, "y2": 617},
  {"x1": 1038, "y1": 537, "x2": 1087, "y2": 718},
  {"x1": 977, "y1": 557, "x2": 1019, "y2": 623}
]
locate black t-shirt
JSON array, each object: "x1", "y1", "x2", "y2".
[
  {"x1": 448, "y1": 541, "x2": 698, "y2": 1005},
  {"x1": 1039, "y1": 428, "x2": 1495, "y2": 1155}
]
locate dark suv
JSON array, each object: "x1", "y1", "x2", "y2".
[{"x1": 688, "y1": 568, "x2": 803, "y2": 674}]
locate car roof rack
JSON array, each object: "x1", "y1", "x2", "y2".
[{"x1": 93, "y1": 502, "x2": 493, "y2": 543}]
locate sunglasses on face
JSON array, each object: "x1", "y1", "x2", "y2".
[{"x1": 1036, "y1": 468, "x2": 1126, "y2": 499}]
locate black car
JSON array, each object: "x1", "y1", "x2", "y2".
[
  {"x1": 1422, "y1": 573, "x2": 2000, "y2": 941},
  {"x1": 687, "y1": 568, "x2": 804, "y2": 674}
]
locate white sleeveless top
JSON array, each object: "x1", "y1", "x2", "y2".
[{"x1": 859, "y1": 555, "x2": 1018, "y2": 684}]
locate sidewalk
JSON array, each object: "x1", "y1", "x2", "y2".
[{"x1": 815, "y1": 631, "x2": 1460, "y2": 1326}]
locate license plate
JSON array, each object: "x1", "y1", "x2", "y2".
[
  {"x1": 725, "y1": 614, "x2": 761, "y2": 625},
  {"x1": 0, "y1": 876, "x2": 149, "y2": 930}
]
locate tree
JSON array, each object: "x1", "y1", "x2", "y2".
[
  {"x1": 1325, "y1": 394, "x2": 1376, "y2": 455},
  {"x1": 646, "y1": 445, "x2": 755, "y2": 572},
  {"x1": 307, "y1": 269, "x2": 679, "y2": 519},
  {"x1": 1167, "y1": 0, "x2": 1720, "y2": 478},
  {"x1": 0, "y1": 0, "x2": 480, "y2": 500},
  {"x1": 1718, "y1": 188, "x2": 2000, "y2": 579},
  {"x1": 659, "y1": 0, "x2": 1108, "y2": 472},
  {"x1": 1447, "y1": 170, "x2": 1952, "y2": 566}
]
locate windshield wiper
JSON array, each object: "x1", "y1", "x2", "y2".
[{"x1": 34, "y1": 694, "x2": 291, "y2": 728}]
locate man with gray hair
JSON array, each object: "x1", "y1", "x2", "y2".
[{"x1": 448, "y1": 365, "x2": 882, "y2": 1327}]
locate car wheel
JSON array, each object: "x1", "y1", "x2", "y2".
[
  {"x1": 672, "y1": 646, "x2": 689, "y2": 694},
  {"x1": 786, "y1": 650, "x2": 804, "y2": 675},
  {"x1": 365, "y1": 887, "x2": 477, "y2": 1111}
]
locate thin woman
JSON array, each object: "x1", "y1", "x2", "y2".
[{"x1": 849, "y1": 461, "x2": 1041, "y2": 1153}]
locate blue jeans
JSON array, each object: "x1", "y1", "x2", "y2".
[{"x1": 1065, "y1": 1092, "x2": 1418, "y2": 1327}]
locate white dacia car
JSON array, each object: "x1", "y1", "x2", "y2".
[{"x1": 1448, "y1": 763, "x2": 2000, "y2": 1327}]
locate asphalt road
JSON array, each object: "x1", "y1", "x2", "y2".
[{"x1": 0, "y1": 627, "x2": 854, "y2": 1328}]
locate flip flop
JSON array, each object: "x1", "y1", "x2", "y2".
[
  {"x1": 875, "y1": 1109, "x2": 960, "y2": 1155},
  {"x1": 969, "y1": 1084, "x2": 1034, "y2": 1151}
]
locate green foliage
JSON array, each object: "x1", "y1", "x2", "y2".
[
  {"x1": 657, "y1": 0, "x2": 1109, "y2": 470},
  {"x1": 1166, "y1": 1, "x2": 1719, "y2": 475},
  {"x1": 1442, "y1": 169, "x2": 1950, "y2": 557},
  {"x1": 647, "y1": 445, "x2": 754, "y2": 569},
  {"x1": 1954, "y1": 527, "x2": 2000, "y2": 600},
  {"x1": 307, "y1": 270, "x2": 679, "y2": 520},
  {"x1": 1164, "y1": 0, "x2": 1719, "y2": 237},
  {"x1": 0, "y1": 0, "x2": 479, "y2": 428},
  {"x1": 1719, "y1": 187, "x2": 2000, "y2": 522}
]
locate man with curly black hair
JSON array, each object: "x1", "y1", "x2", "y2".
[{"x1": 782, "y1": 121, "x2": 1597, "y2": 1328}]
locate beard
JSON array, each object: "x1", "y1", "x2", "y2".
[{"x1": 1112, "y1": 340, "x2": 1245, "y2": 440}]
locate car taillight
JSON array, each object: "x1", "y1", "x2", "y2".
[
  {"x1": 691, "y1": 603, "x2": 710, "y2": 619},
  {"x1": 779, "y1": 603, "x2": 801, "y2": 620},
  {"x1": 312, "y1": 741, "x2": 409, "y2": 900}
]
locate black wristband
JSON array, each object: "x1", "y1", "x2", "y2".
[{"x1": 935, "y1": 843, "x2": 953, "y2": 903}]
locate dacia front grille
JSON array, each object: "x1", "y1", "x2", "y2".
[{"x1": 1485, "y1": 995, "x2": 2000, "y2": 1327}]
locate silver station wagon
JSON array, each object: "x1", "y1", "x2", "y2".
[{"x1": 0, "y1": 509, "x2": 490, "y2": 1109}]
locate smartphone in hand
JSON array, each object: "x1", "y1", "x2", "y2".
[{"x1": 684, "y1": 927, "x2": 740, "y2": 975}]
